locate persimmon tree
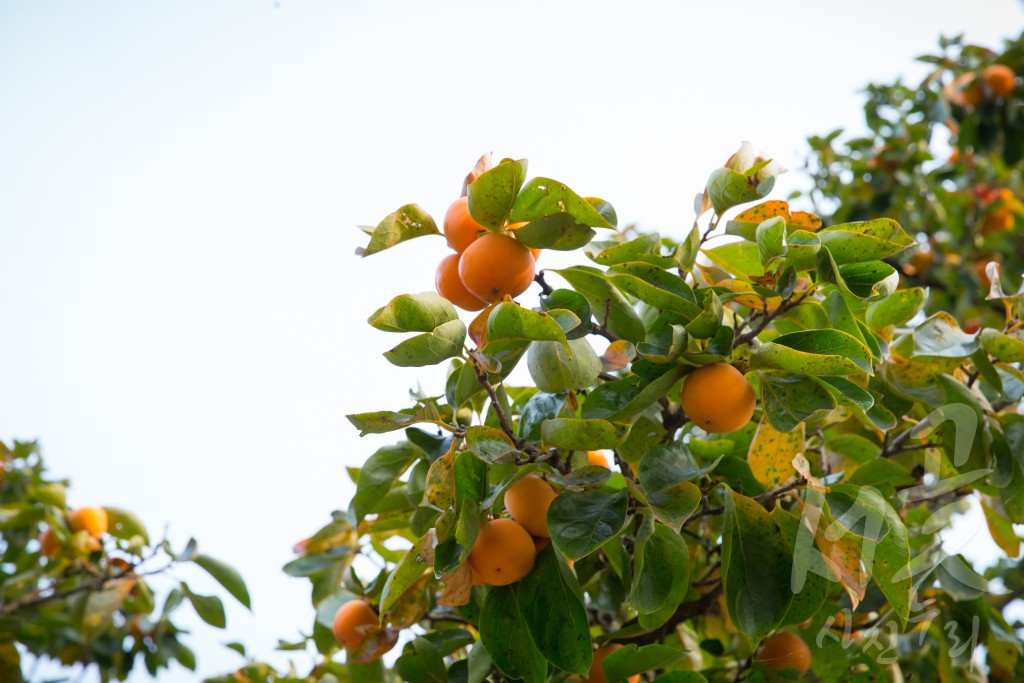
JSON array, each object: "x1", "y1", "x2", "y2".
[
  {"x1": 240, "y1": 131, "x2": 1024, "y2": 682},
  {"x1": 803, "y1": 31, "x2": 1024, "y2": 325},
  {"x1": 0, "y1": 438, "x2": 251, "y2": 681}
]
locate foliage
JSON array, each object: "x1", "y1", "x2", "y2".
[
  {"x1": 239, "y1": 129, "x2": 1024, "y2": 680},
  {"x1": 803, "y1": 31, "x2": 1024, "y2": 329},
  {"x1": 0, "y1": 439, "x2": 250, "y2": 681}
]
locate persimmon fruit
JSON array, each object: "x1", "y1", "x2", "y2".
[
  {"x1": 504, "y1": 475, "x2": 557, "y2": 537},
  {"x1": 39, "y1": 527, "x2": 60, "y2": 558},
  {"x1": 985, "y1": 64, "x2": 1016, "y2": 98},
  {"x1": 680, "y1": 363, "x2": 756, "y2": 434},
  {"x1": 444, "y1": 197, "x2": 486, "y2": 253},
  {"x1": 587, "y1": 451, "x2": 610, "y2": 468},
  {"x1": 468, "y1": 518, "x2": 536, "y2": 586},
  {"x1": 584, "y1": 644, "x2": 639, "y2": 683},
  {"x1": 756, "y1": 631, "x2": 812, "y2": 674},
  {"x1": 436, "y1": 253, "x2": 487, "y2": 311},
  {"x1": 948, "y1": 72, "x2": 983, "y2": 107},
  {"x1": 331, "y1": 599, "x2": 391, "y2": 661},
  {"x1": 459, "y1": 233, "x2": 536, "y2": 302},
  {"x1": 70, "y1": 507, "x2": 108, "y2": 538}
]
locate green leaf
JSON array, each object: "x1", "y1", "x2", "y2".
[
  {"x1": 771, "y1": 506, "x2": 829, "y2": 626},
  {"x1": 686, "y1": 289, "x2": 724, "y2": 339},
  {"x1": 379, "y1": 534, "x2": 432, "y2": 616},
  {"x1": 25, "y1": 483, "x2": 65, "y2": 508},
  {"x1": 539, "y1": 289, "x2": 592, "y2": 338},
  {"x1": 517, "y1": 545, "x2": 592, "y2": 675},
  {"x1": 347, "y1": 403, "x2": 448, "y2": 436},
  {"x1": 981, "y1": 328, "x2": 1024, "y2": 362},
  {"x1": 826, "y1": 433, "x2": 882, "y2": 464},
  {"x1": 816, "y1": 218, "x2": 915, "y2": 264},
  {"x1": 583, "y1": 366, "x2": 686, "y2": 425},
  {"x1": 602, "y1": 644, "x2": 688, "y2": 683},
  {"x1": 467, "y1": 159, "x2": 529, "y2": 230},
  {"x1": 638, "y1": 441, "x2": 719, "y2": 490},
  {"x1": 636, "y1": 324, "x2": 688, "y2": 362},
  {"x1": 395, "y1": 638, "x2": 448, "y2": 683},
  {"x1": 751, "y1": 329, "x2": 874, "y2": 376},
  {"x1": 706, "y1": 167, "x2": 774, "y2": 215},
  {"x1": 181, "y1": 582, "x2": 227, "y2": 629},
  {"x1": 368, "y1": 292, "x2": 458, "y2": 333},
  {"x1": 759, "y1": 371, "x2": 837, "y2": 432},
  {"x1": 631, "y1": 517, "x2": 689, "y2": 617},
  {"x1": 357, "y1": 204, "x2": 439, "y2": 257},
  {"x1": 702, "y1": 241, "x2": 765, "y2": 279},
  {"x1": 465, "y1": 426, "x2": 518, "y2": 464},
  {"x1": 829, "y1": 484, "x2": 912, "y2": 626},
  {"x1": 547, "y1": 489, "x2": 628, "y2": 561},
  {"x1": 816, "y1": 248, "x2": 899, "y2": 300},
  {"x1": 721, "y1": 489, "x2": 793, "y2": 642},
  {"x1": 783, "y1": 230, "x2": 822, "y2": 270},
  {"x1": 351, "y1": 443, "x2": 418, "y2": 522},
  {"x1": 589, "y1": 233, "x2": 676, "y2": 268},
  {"x1": 485, "y1": 302, "x2": 571, "y2": 353},
  {"x1": 510, "y1": 214, "x2": 596, "y2": 250},
  {"x1": 518, "y1": 392, "x2": 569, "y2": 442},
  {"x1": 479, "y1": 585, "x2": 546, "y2": 683},
  {"x1": 606, "y1": 263, "x2": 701, "y2": 319},
  {"x1": 677, "y1": 224, "x2": 701, "y2": 271},
  {"x1": 911, "y1": 312, "x2": 980, "y2": 361},
  {"x1": 383, "y1": 319, "x2": 466, "y2": 367},
  {"x1": 652, "y1": 673, "x2": 709, "y2": 683},
  {"x1": 104, "y1": 507, "x2": 150, "y2": 544},
  {"x1": 755, "y1": 216, "x2": 787, "y2": 265},
  {"x1": 541, "y1": 418, "x2": 629, "y2": 451},
  {"x1": 527, "y1": 338, "x2": 601, "y2": 393},
  {"x1": 865, "y1": 287, "x2": 927, "y2": 330},
  {"x1": 510, "y1": 177, "x2": 615, "y2": 229},
  {"x1": 446, "y1": 360, "x2": 483, "y2": 411},
  {"x1": 553, "y1": 266, "x2": 646, "y2": 342},
  {"x1": 194, "y1": 555, "x2": 251, "y2": 609}
]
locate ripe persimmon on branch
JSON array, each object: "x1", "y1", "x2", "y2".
[
  {"x1": 0, "y1": 439, "x2": 252, "y2": 681},
  {"x1": 311, "y1": 57, "x2": 1024, "y2": 678},
  {"x1": 5, "y1": 30, "x2": 1024, "y2": 683}
]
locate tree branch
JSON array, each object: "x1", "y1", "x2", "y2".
[
  {"x1": 733, "y1": 288, "x2": 816, "y2": 347},
  {"x1": 619, "y1": 583, "x2": 723, "y2": 646}
]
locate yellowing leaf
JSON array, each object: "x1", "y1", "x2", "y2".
[
  {"x1": 982, "y1": 497, "x2": 1021, "y2": 558},
  {"x1": 805, "y1": 503, "x2": 868, "y2": 608},
  {"x1": 601, "y1": 340, "x2": 637, "y2": 371},
  {"x1": 749, "y1": 419, "x2": 804, "y2": 487},
  {"x1": 425, "y1": 444, "x2": 457, "y2": 509},
  {"x1": 736, "y1": 200, "x2": 792, "y2": 223},
  {"x1": 716, "y1": 279, "x2": 782, "y2": 311},
  {"x1": 790, "y1": 211, "x2": 822, "y2": 231}
]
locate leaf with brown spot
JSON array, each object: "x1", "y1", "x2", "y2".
[
  {"x1": 790, "y1": 211, "x2": 822, "y2": 231},
  {"x1": 425, "y1": 445, "x2": 456, "y2": 509},
  {"x1": 726, "y1": 200, "x2": 792, "y2": 240},
  {"x1": 748, "y1": 418, "x2": 804, "y2": 488}
]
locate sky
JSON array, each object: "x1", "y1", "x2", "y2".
[{"x1": 2, "y1": 1, "x2": 1023, "y2": 680}]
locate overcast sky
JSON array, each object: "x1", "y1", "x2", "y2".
[{"x1": 2, "y1": 1, "x2": 1023, "y2": 680}]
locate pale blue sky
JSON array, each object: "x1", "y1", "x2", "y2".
[{"x1": 2, "y1": 1, "x2": 1023, "y2": 680}]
